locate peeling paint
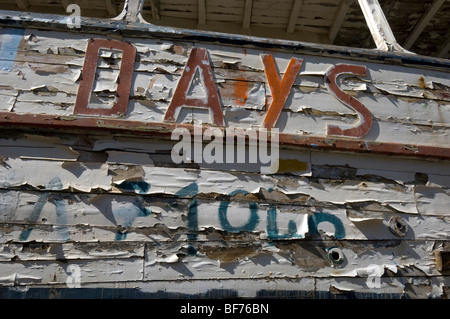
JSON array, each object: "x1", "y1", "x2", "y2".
[{"x1": 0, "y1": 3, "x2": 448, "y2": 300}]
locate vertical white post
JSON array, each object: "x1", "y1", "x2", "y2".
[
  {"x1": 358, "y1": 0, "x2": 410, "y2": 53},
  {"x1": 114, "y1": 0, "x2": 145, "y2": 22}
]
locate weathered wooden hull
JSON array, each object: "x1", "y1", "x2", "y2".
[{"x1": 0, "y1": 7, "x2": 448, "y2": 300}]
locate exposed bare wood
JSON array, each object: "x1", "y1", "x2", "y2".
[
  {"x1": 287, "y1": 0, "x2": 303, "y2": 34},
  {"x1": 198, "y1": 0, "x2": 206, "y2": 25},
  {"x1": 329, "y1": 0, "x2": 353, "y2": 43},
  {"x1": 149, "y1": 0, "x2": 160, "y2": 20},
  {"x1": 435, "y1": 250, "x2": 450, "y2": 271},
  {"x1": 242, "y1": 0, "x2": 253, "y2": 29},
  {"x1": 403, "y1": 0, "x2": 445, "y2": 50},
  {"x1": 358, "y1": 0, "x2": 409, "y2": 52},
  {"x1": 15, "y1": 0, "x2": 28, "y2": 10}
]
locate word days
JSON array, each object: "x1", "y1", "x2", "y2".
[{"x1": 74, "y1": 39, "x2": 372, "y2": 139}]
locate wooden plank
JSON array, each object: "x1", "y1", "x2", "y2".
[
  {"x1": 0, "y1": 242, "x2": 145, "y2": 261},
  {"x1": 242, "y1": 0, "x2": 252, "y2": 29},
  {"x1": 5, "y1": 189, "x2": 448, "y2": 241},
  {"x1": 0, "y1": 29, "x2": 447, "y2": 153},
  {"x1": 0, "y1": 259, "x2": 143, "y2": 285},
  {"x1": 329, "y1": 0, "x2": 353, "y2": 43},
  {"x1": 0, "y1": 154, "x2": 448, "y2": 218},
  {"x1": 403, "y1": 0, "x2": 445, "y2": 50},
  {"x1": 287, "y1": 0, "x2": 303, "y2": 33},
  {"x1": 1, "y1": 111, "x2": 449, "y2": 159},
  {"x1": 198, "y1": 0, "x2": 206, "y2": 25},
  {"x1": 0, "y1": 276, "x2": 445, "y2": 298}
]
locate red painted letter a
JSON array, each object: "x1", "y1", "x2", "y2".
[{"x1": 164, "y1": 48, "x2": 224, "y2": 126}]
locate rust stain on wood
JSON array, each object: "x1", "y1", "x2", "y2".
[{"x1": 436, "y1": 250, "x2": 450, "y2": 271}]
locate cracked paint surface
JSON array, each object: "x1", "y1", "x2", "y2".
[{"x1": 0, "y1": 8, "x2": 448, "y2": 299}]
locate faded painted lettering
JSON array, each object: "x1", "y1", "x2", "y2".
[
  {"x1": 0, "y1": 28, "x2": 24, "y2": 71},
  {"x1": 260, "y1": 55, "x2": 303, "y2": 129},
  {"x1": 74, "y1": 38, "x2": 136, "y2": 116},
  {"x1": 163, "y1": 47, "x2": 224, "y2": 126},
  {"x1": 72, "y1": 40, "x2": 372, "y2": 139},
  {"x1": 324, "y1": 64, "x2": 371, "y2": 138},
  {"x1": 218, "y1": 190, "x2": 260, "y2": 233}
]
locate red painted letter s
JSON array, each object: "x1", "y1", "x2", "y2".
[{"x1": 325, "y1": 64, "x2": 371, "y2": 138}]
